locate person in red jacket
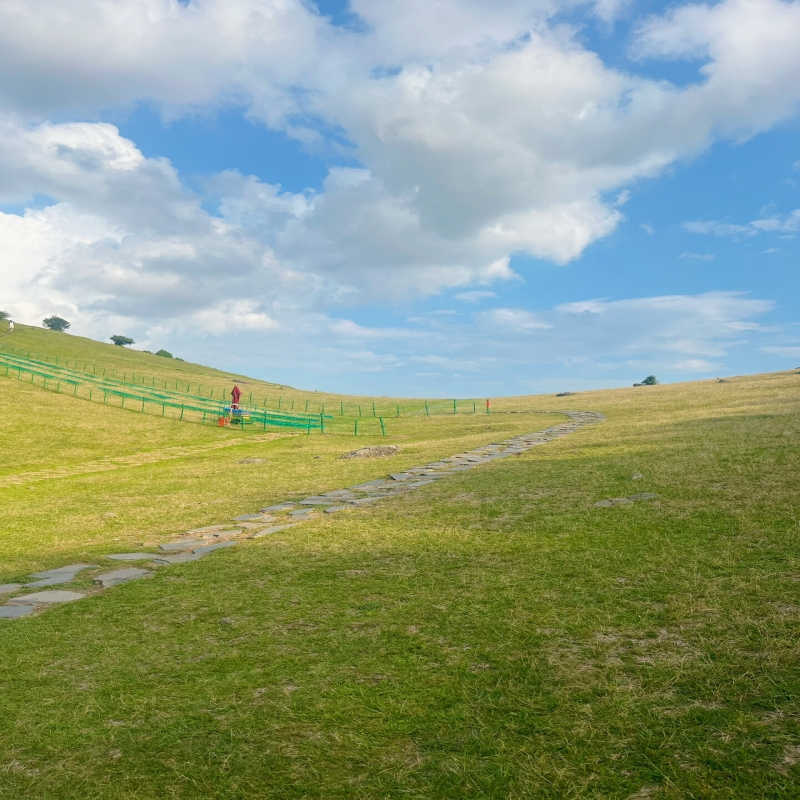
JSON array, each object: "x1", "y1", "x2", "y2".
[{"x1": 231, "y1": 385, "x2": 241, "y2": 410}]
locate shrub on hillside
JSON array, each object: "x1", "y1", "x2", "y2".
[
  {"x1": 0, "y1": 311, "x2": 9, "y2": 321},
  {"x1": 42, "y1": 316, "x2": 70, "y2": 332},
  {"x1": 155, "y1": 349, "x2": 173, "y2": 358},
  {"x1": 641, "y1": 375, "x2": 659, "y2": 385},
  {"x1": 110, "y1": 335, "x2": 135, "y2": 346}
]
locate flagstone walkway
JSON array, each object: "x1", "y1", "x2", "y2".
[{"x1": 0, "y1": 411, "x2": 605, "y2": 620}]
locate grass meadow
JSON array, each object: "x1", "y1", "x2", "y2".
[{"x1": 1, "y1": 322, "x2": 799, "y2": 798}]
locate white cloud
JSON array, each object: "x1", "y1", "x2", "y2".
[
  {"x1": 454, "y1": 290, "x2": 497, "y2": 303},
  {"x1": 669, "y1": 359, "x2": 719, "y2": 371},
  {"x1": 684, "y1": 208, "x2": 800, "y2": 238},
  {"x1": 193, "y1": 301, "x2": 279, "y2": 334},
  {"x1": 479, "y1": 308, "x2": 552, "y2": 331},
  {"x1": 480, "y1": 292, "x2": 773, "y2": 362},
  {"x1": 679, "y1": 251, "x2": 716, "y2": 260}
]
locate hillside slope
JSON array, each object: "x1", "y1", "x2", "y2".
[{"x1": 1, "y1": 321, "x2": 799, "y2": 798}]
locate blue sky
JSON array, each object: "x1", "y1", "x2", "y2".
[{"x1": 1, "y1": 0, "x2": 798, "y2": 397}]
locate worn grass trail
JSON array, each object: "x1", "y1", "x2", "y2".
[{"x1": 1, "y1": 357, "x2": 799, "y2": 797}]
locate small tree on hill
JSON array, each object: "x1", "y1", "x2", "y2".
[
  {"x1": 641, "y1": 375, "x2": 659, "y2": 385},
  {"x1": 155, "y1": 349, "x2": 173, "y2": 358},
  {"x1": 0, "y1": 311, "x2": 10, "y2": 321},
  {"x1": 43, "y1": 316, "x2": 70, "y2": 332},
  {"x1": 110, "y1": 335, "x2": 135, "y2": 347}
]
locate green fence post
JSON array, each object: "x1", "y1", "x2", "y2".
[
  {"x1": 121, "y1": 396, "x2": 125, "y2": 408},
  {"x1": 89, "y1": 388, "x2": 93, "y2": 401},
  {"x1": 425, "y1": 401, "x2": 429, "y2": 416},
  {"x1": 203, "y1": 411, "x2": 207, "y2": 425},
  {"x1": 162, "y1": 404, "x2": 165, "y2": 417},
  {"x1": 321, "y1": 404, "x2": 325, "y2": 415},
  {"x1": 279, "y1": 396, "x2": 282, "y2": 409},
  {"x1": 372, "y1": 402, "x2": 376, "y2": 417},
  {"x1": 354, "y1": 420, "x2": 358, "y2": 435},
  {"x1": 340, "y1": 401, "x2": 344, "y2": 416},
  {"x1": 249, "y1": 392, "x2": 253, "y2": 404},
  {"x1": 358, "y1": 405, "x2": 362, "y2": 417},
  {"x1": 103, "y1": 391, "x2": 107, "y2": 404},
  {"x1": 453, "y1": 399, "x2": 457, "y2": 414},
  {"x1": 305, "y1": 399, "x2": 309, "y2": 412},
  {"x1": 291, "y1": 401, "x2": 295, "y2": 410},
  {"x1": 379, "y1": 417, "x2": 386, "y2": 436},
  {"x1": 320, "y1": 413, "x2": 324, "y2": 434},
  {"x1": 141, "y1": 398, "x2": 145, "y2": 412},
  {"x1": 473, "y1": 402, "x2": 476, "y2": 413},
  {"x1": 307, "y1": 419, "x2": 311, "y2": 435},
  {"x1": 57, "y1": 382, "x2": 61, "y2": 393},
  {"x1": 180, "y1": 405, "x2": 185, "y2": 421},
  {"x1": 396, "y1": 405, "x2": 400, "y2": 416},
  {"x1": 73, "y1": 384, "x2": 78, "y2": 397}
]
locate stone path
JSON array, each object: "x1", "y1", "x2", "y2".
[{"x1": 0, "y1": 411, "x2": 604, "y2": 620}]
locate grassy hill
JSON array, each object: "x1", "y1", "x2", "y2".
[{"x1": 1, "y1": 320, "x2": 799, "y2": 798}]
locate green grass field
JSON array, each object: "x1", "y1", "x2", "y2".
[{"x1": 1, "y1": 323, "x2": 799, "y2": 798}]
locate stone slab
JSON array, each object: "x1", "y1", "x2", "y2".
[
  {"x1": 205, "y1": 530, "x2": 242, "y2": 539},
  {"x1": 0, "y1": 605, "x2": 35, "y2": 619},
  {"x1": 324, "y1": 506, "x2": 350, "y2": 513},
  {"x1": 0, "y1": 584, "x2": 22, "y2": 596},
  {"x1": 107, "y1": 553, "x2": 158, "y2": 561},
  {"x1": 236, "y1": 521, "x2": 273, "y2": 529},
  {"x1": 289, "y1": 509, "x2": 316, "y2": 516},
  {"x1": 261, "y1": 503, "x2": 296, "y2": 512},
  {"x1": 27, "y1": 574, "x2": 75, "y2": 588},
  {"x1": 232, "y1": 513, "x2": 266, "y2": 521},
  {"x1": 95, "y1": 568, "x2": 151, "y2": 588},
  {"x1": 192, "y1": 541, "x2": 238, "y2": 555},
  {"x1": 152, "y1": 552, "x2": 205, "y2": 565},
  {"x1": 29, "y1": 564, "x2": 97, "y2": 579},
  {"x1": 186, "y1": 524, "x2": 235, "y2": 534},
  {"x1": 248, "y1": 524, "x2": 297, "y2": 538},
  {"x1": 160, "y1": 540, "x2": 205, "y2": 552},
  {"x1": 7, "y1": 590, "x2": 85, "y2": 605}
]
